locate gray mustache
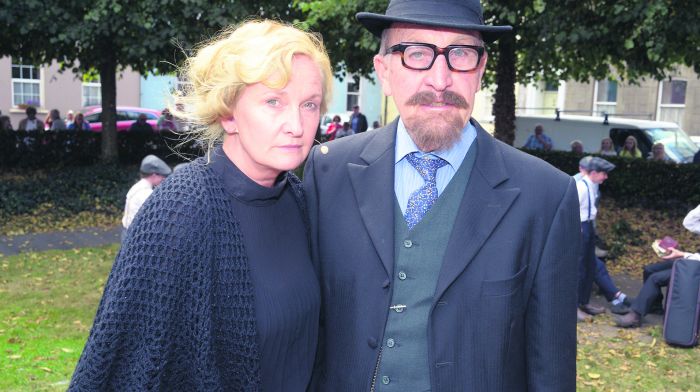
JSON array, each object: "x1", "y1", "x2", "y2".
[{"x1": 406, "y1": 91, "x2": 468, "y2": 108}]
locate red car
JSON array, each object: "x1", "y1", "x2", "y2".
[{"x1": 82, "y1": 106, "x2": 161, "y2": 132}]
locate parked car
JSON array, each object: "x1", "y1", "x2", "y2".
[{"x1": 82, "y1": 106, "x2": 161, "y2": 132}]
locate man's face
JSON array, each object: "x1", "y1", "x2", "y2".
[
  {"x1": 374, "y1": 24, "x2": 487, "y2": 152},
  {"x1": 535, "y1": 126, "x2": 543, "y2": 135},
  {"x1": 588, "y1": 170, "x2": 608, "y2": 184}
]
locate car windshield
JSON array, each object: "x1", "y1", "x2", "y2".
[{"x1": 643, "y1": 127, "x2": 699, "y2": 163}]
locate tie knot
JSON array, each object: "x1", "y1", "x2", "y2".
[{"x1": 406, "y1": 152, "x2": 447, "y2": 182}]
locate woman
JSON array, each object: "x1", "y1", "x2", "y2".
[
  {"x1": 598, "y1": 137, "x2": 616, "y2": 156},
  {"x1": 68, "y1": 113, "x2": 91, "y2": 131},
  {"x1": 48, "y1": 109, "x2": 67, "y2": 131},
  {"x1": 619, "y1": 135, "x2": 642, "y2": 158},
  {"x1": 325, "y1": 114, "x2": 342, "y2": 141},
  {"x1": 69, "y1": 20, "x2": 332, "y2": 391},
  {"x1": 648, "y1": 142, "x2": 671, "y2": 162}
]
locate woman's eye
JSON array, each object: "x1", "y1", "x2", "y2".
[
  {"x1": 302, "y1": 101, "x2": 318, "y2": 110},
  {"x1": 266, "y1": 99, "x2": 280, "y2": 106}
]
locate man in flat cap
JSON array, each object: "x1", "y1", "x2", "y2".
[
  {"x1": 575, "y1": 156, "x2": 615, "y2": 322},
  {"x1": 121, "y1": 155, "x2": 171, "y2": 240},
  {"x1": 303, "y1": 0, "x2": 580, "y2": 390}
]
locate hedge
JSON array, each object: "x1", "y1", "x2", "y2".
[
  {"x1": 0, "y1": 129, "x2": 202, "y2": 168},
  {"x1": 523, "y1": 149, "x2": 700, "y2": 210}
]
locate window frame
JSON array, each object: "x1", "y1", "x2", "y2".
[{"x1": 11, "y1": 62, "x2": 42, "y2": 108}]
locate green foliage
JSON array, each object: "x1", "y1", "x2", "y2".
[
  {"x1": 0, "y1": 130, "x2": 201, "y2": 168},
  {"x1": 0, "y1": 246, "x2": 118, "y2": 390},
  {"x1": 523, "y1": 149, "x2": 700, "y2": 209},
  {"x1": 0, "y1": 165, "x2": 137, "y2": 235}
]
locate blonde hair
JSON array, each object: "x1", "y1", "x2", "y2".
[{"x1": 175, "y1": 19, "x2": 333, "y2": 154}]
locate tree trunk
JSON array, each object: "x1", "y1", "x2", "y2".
[
  {"x1": 99, "y1": 53, "x2": 118, "y2": 163},
  {"x1": 493, "y1": 31, "x2": 517, "y2": 145}
]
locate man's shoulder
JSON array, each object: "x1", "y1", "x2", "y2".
[
  {"x1": 311, "y1": 126, "x2": 393, "y2": 163},
  {"x1": 490, "y1": 137, "x2": 572, "y2": 187}
]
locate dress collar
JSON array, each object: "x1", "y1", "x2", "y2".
[{"x1": 209, "y1": 146, "x2": 287, "y2": 205}]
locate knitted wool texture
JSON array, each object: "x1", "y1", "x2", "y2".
[{"x1": 69, "y1": 158, "x2": 307, "y2": 391}]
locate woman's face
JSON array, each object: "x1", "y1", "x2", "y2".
[
  {"x1": 601, "y1": 139, "x2": 612, "y2": 150},
  {"x1": 221, "y1": 55, "x2": 323, "y2": 186},
  {"x1": 625, "y1": 137, "x2": 635, "y2": 150}
]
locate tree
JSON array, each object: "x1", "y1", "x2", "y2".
[
  {"x1": 296, "y1": 0, "x2": 700, "y2": 144},
  {"x1": 0, "y1": 0, "x2": 299, "y2": 161}
]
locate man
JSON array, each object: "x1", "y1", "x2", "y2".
[
  {"x1": 575, "y1": 156, "x2": 615, "y2": 322},
  {"x1": 17, "y1": 106, "x2": 44, "y2": 131},
  {"x1": 303, "y1": 0, "x2": 580, "y2": 390},
  {"x1": 574, "y1": 157, "x2": 628, "y2": 316},
  {"x1": 121, "y1": 155, "x2": 171, "y2": 239},
  {"x1": 128, "y1": 113, "x2": 154, "y2": 132},
  {"x1": 616, "y1": 204, "x2": 700, "y2": 327},
  {"x1": 616, "y1": 248, "x2": 700, "y2": 328},
  {"x1": 351, "y1": 105, "x2": 368, "y2": 133},
  {"x1": 522, "y1": 123, "x2": 553, "y2": 151}
]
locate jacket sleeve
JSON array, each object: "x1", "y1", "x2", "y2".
[
  {"x1": 526, "y1": 178, "x2": 580, "y2": 391},
  {"x1": 68, "y1": 180, "x2": 215, "y2": 391}
]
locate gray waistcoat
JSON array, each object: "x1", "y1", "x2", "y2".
[{"x1": 375, "y1": 143, "x2": 477, "y2": 391}]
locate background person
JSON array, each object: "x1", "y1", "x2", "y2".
[
  {"x1": 69, "y1": 20, "x2": 332, "y2": 391},
  {"x1": 48, "y1": 109, "x2": 67, "y2": 131},
  {"x1": 350, "y1": 104, "x2": 368, "y2": 133},
  {"x1": 68, "y1": 113, "x2": 91, "y2": 131},
  {"x1": 17, "y1": 106, "x2": 44, "y2": 131},
  {"x1": 522, "y1": 123, "x2": 553, "y2": 151},
  {"x1": 570, "y1": 139, "x2": 584, "y2": 155},
  {"x1": 304, "y1": 0, "x2": 580, "y2": 390},
  {"x1": 128, "y1": 113, "x2": 154, "y2": 132},
  {"x1": 599, "y1": 137, "x2": 617, "y2": 156},
  {"x1": 120, "y1": 154, "x2": 172, "y2": 238},
  {"x1": 157, "y1": 108, "x2": 178, "y2": 131},
  {"x1": 619, "y1": 135, "x2": 642, "y2": 158},
  {"x1": 648, "y1": 142, "x2": 671, "y2": 162}
]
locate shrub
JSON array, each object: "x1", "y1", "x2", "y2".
[{"x1": 522, "y1": 149, "x2": 700, "y2": 210}]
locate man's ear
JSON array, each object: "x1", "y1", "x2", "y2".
[{"x1": 374, "y1": 54, "x2": 393, "y2": 97}]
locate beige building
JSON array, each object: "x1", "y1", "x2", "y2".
[
  {"x1": 514, "y1": 65, "x2": 700, "y2": 137},
  {"x1": 0, "y1": 56, "x2": 141, "y2": 128}
]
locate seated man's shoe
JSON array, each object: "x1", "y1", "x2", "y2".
[
  {"x1": 615, "y1": 311, "x2": 641, "y2": 328},
  {"x1": 610, "y1": 302, "x2": 631, "y2": 315},
  {"x1": 577, "y1": 308, "x2": 592, "y2": 323},
  {"x1": 580, "y1": 303, "x2": 606, "y2": 315}
]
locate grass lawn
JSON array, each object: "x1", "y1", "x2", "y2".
[
  {"x1": 0, "y1": 245, "x2": 117, "y2": 391},
  {"x1": 3, "y1": 240, "x2": 700, "y2": 390}
]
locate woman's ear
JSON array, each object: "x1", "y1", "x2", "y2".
[{"x1": 221, "y1": 116, "x2": 238, "y2": 135}]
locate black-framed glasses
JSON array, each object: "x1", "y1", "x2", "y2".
[{"x1": 386, "y1": 42, "x2": 485, "y2": 72}]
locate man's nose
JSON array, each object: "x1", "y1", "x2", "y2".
[{"x1": 424, "y1": 54, "x2": 453, "y2": 91}]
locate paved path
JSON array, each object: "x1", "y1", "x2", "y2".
[{"x1": 0, "y1": 226, "x2": 121, "y2": 257}]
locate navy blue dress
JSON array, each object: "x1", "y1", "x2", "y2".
[{"x1": 211, "y1": 148, "x2": 320, "y2": 391}]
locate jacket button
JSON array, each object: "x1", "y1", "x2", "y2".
[{"x1": 367, "y1": 337, "x2": 378, "y2": 349}]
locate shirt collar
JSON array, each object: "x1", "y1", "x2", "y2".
[{"x1": 394, "y1": 117, "x2": 476, "y2": 168}]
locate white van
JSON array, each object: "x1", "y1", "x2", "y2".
[{"x1": 514, "y1": 114, "x2": 699, "y2": 163}]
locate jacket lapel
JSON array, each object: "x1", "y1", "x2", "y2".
[
  {"x1": 434, "y1": 122, "x2": 520, "y2": 300},
  {"x1": 348, "y1": 120, "x2": 398, "y2": 277}
]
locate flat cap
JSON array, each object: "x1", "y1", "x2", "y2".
[
  {"x1": 580, "y1": 156, "x2": 615, "y2": 172},
  {"x1": 140, "y1": 155, "x2": 172, "y2": 176}
]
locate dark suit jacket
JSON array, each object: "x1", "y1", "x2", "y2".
[{"x1": 303, "y1": 119, "x2": 580, "y2": 391}]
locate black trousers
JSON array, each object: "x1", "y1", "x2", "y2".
[{"x1": 631, "y1": 260, "x2": 676, "y2": 316}]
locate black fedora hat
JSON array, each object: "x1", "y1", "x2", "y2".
[{"x1": 356, "y1": 0, "x2": 512, "y2": 43}]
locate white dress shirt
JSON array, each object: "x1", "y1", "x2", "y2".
[
  {"x1": 683, "y1": 204, "x2": 700, "y2": 235},
  {"x1": 122, "y1": 179, "x2": 154, "y2": 229},
  {"x1": 575, "y1": 176, "x2": 597, "y2": 222}
]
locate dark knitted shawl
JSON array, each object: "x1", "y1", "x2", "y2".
[{"x1": 69, "y1": 157, "x2": 308, "y2": 391}]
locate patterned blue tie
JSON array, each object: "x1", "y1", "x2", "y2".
[{"x1": 404, "y1": 152, "x2": 448, "y2": 230}]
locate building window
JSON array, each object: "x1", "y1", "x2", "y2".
[
  {"x1": 82, "y1": 79, "x2": 102, "y2": 107},
  {"x1": 594, "y1": 80, "x2": 617, "y2": 115},
  {"x1": 657, "y1": 79, "x2": 687, "y2": 127},
  {"x1": 346, "y1": 76, "x2": 360, "y2": 111},
  {"x1": 11, "y1": 63, "x2": 41, "y2": 107}
]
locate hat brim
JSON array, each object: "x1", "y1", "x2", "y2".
[{"x1": 356, "y1": 12, "x2": 512, "y2": 43}]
